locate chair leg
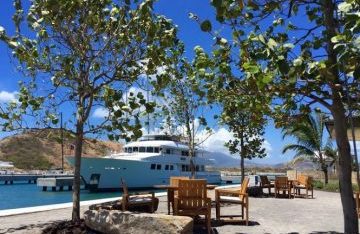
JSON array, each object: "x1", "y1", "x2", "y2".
[
  {"x1": 245, "y1": 197, "x2": 249, "y2": 226},
  {"x1": 215, "y1": 192, "x2": 220, "y2": 220},
  {"x1": 206, "y1": 214, "x2": 211, "y2": 234}
]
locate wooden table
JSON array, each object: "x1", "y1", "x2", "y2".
[{"x1": 153, "y1": 184, "x2": 218, "y2": 214}]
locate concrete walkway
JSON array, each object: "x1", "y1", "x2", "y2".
[{"x1": 0, "y1": 189, "x2": 353, "y2": 233}]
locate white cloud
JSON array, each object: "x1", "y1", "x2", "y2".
[
  {"x1": 92, "y1": 107, "x2": 109, "y2": 118},
  {"x1": 200, "y1": 127, "x2": 273, "y2": 157},
  {"x1": 0, "y1": 91, "x2": 18, "y2": 103}
]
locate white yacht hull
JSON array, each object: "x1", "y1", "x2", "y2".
[{"x1": 67, "y1": 157, "x2": 221, "y2": 190}]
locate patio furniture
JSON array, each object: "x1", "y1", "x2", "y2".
[
  {"x1": 174, "y1": 179, "x2": 212, "y2": 233},
  {"x1": 355, "y1": 192, "x2": 360, "y2": 218},
  {"x1": 121, "y1": 179, "x2": 158, "y2": 213},
  {"x1": 260, "y1": 175, "x2": 274, "y2": 195},
  {"x1": 275, "y1": 176, "x2": 291, "y2": 198},
  {"x1": 168, "y1": 176, "x2": 189, "y2": 214},
  {"x1": 215, "y1": 177, "x2": 250, "y2": 225},
  {"x1": 293, "y1": 175, "x2": 313, "y2": 198}
]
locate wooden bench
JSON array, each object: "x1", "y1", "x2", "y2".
[{"x1": 293, "y1": 175, "x2": 313, "y2": 199}]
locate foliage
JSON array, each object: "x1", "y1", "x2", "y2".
[
  {"x1": 0, "y1": 0, "x2": 178, "y2": 221},
  {"x1": 313, "y1": 179, "x2": 359, "y2": 193},
  {"x1": 157, "y1": 44, "x2": 212, "y2": 177},
  {"x1": 0, "y1": 0, "x2": 178, "y2": 141},
  {"x1": 222, "y1": 94, "x2": 267, "y2": 181},
  {"x1": 191, "y1": 0, "x2": 360, "y2": 231}
]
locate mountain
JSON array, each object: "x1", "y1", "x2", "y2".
[
  {"x1": 0, "y1": 128, "x2": 122, "y2": 170},
  {"x1": 207, "y1": 151, "x2": 269, "y2": 168}
]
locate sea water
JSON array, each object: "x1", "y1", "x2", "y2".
[{"x1": 0, "y1": 182, "x2": 153, "y2": 210}]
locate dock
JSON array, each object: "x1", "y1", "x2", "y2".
[
  {"x1": 0, "y1": 174, "x2": 73, "y2": 185},
  {"x1": 37, "y1": 177, "x2": 84, "y2": 191}
]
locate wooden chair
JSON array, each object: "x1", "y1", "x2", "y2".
[
  {"x1": 215, "y1": 177, "x2": 250, "y2": 225},
  {"x1": 174, "y1": 179, "x2": 212, "y2": 233},
  {"x1": 293, "y1": 175, "x2": 313, "y2": 198},
  {"x1": 275, "y1": 176, "x2": 291, "y2": 198},
  {"x1": 121, "y1": 179, "x2": 158, "y2": 213},
  {"x1": 260, "y1": 175, "x2": 274, "y2": 195},
  {"x1": 167, "y1": 176, "x2": 189, "y2": 214},
  {"x1": 355, "y1": 192, "x2": 360, "y2": 218}
]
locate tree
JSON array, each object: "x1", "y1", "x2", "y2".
[
  {"x1": 223, "y1": 104, "x2": 267, "y2": 183},
  {"x1": 158, "y1": 45, "x2": 212, "y2": 178},
  {"x1": 192, "y1": 0, "x2": 360, "y2": 232},
  {"x1": 282, "y1": 112, "x2": 338, "y2": 184},
  {"x1": 0, "y1": 0, "x2": 177, "y2": 222}
]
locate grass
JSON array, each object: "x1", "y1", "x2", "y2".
[{"x1": 313, "y1": 179, "x2": 359, "y2": 192}]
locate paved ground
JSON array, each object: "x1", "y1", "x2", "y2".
[{"x1": 0, "y1": 189, "x2": 353, "y2": 234}]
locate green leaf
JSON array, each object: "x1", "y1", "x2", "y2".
[
  {"x1": 354, "y1": 67, "x2": 360, "y2": 80},
  {"x1": 200, "y1": 20, "x2": 212, "y2": 32},
  {"x1": 267, "y1": 38, "x2": 278, "y2": 50},
  {"x1": 211, "y1": 0, "x2": 222, "y2": 8}
]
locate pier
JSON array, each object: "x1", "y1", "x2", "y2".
[
  {"x1": 37, "y1": 177, "x2": 84, "y2": 191},
  {"x1": 0, "y1": 174, "x2": 73, "y2": 185}
]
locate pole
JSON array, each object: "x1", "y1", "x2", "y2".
[{"x1": 60, "y1": 112, "x2": 64, "y2": 173}]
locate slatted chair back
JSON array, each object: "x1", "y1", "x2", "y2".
[
  {"x1": 260, "y1": 175, "x2": 270, "y2": 186},
  {"x1": 177, "y1": 179, "x2": 207, "y2": 210},
  {"x1": 170, "y1": 176, "x2": 189, "y2": 187},
  {"x1": 275, "y1": 176, "x2": 288, "y2": 189},
  {"x1": 239, "y1": 177, "x2": 250, "y2": 201},
  {"x1": 297, "y1": 175, "x2": 308, "y2": 185}
]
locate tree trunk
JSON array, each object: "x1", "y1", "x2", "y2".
[
  {"x1": 72, "y1": 115, "x2": 84, "y2": 222},
  {"x1": 323, "y1": 168, "x2": 328, "y2": 185},
  {"x1": 322, "y1": 0, "x2": 358, "y2": 231},
  {"x1": 240, "y1": 136, "x2": 245, "y2": 183},
  {"x1": 332, "y1": 98, "x2": 358, "y2": 233}
]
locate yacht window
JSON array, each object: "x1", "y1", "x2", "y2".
[
  {"x1": 156, "y1": 164, "x2": 161, "y2": 170},
  {"x1": 147, "y1": 147, "x2": 154, "y2": 153},
  {"x1": 150, "y1": 164, "x2": 156, "y2": 170},
  {"x1": 166, "y1": 149, "x2": 171, "y2": 154},
  {"x1": 185, "y1": 165, "x2": 190, "y2": 171},
  {"x1": 201, "y1": 165, "x2": 205, "y2": 171},
  {"x1": 124, "y1": 148, "x2": 128, "y2": 153},
  {"x1": 139, "y1": 147, "x2": 145, "y2": 152},
  {"x1": 196, "y1": 165, "x2": 199, "y2": 172},
  {"x1": 154, "y1": 147, "x2": 159, "y2": 153},
  {"x1": 170, "y1": 165, "x2": 174, "y2": 170},
  {"x1": 165, "y1": 165, "x2": 169, "y2": 170},
  {"x1": 128, "y1": 148, "x2": 133, "y2": 153},
  {"x1": 133, "y1": 147, "x2": 138, "y2": 152},
  {"x1": 181, "y1": 165, "x2": 186, "y2": 172},
  {"x1": 181, "y1": 151, "x2": 189, "y2": 156}
]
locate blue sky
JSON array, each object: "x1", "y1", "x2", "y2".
[{"x1": 0, "y1": 0, "x2": 357, "y2": 165}]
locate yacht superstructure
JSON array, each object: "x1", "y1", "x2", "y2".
[{"x1": 67, "y1": 135, "x2": 221, "y2": 190}]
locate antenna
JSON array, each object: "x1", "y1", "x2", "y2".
[{"x1": 147, "y1": 86, "x2": 150, "y2": 134}]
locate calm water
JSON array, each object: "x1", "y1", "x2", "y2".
[{"x1": 0, "y1": 182, "x2": 160, "y2": 210}]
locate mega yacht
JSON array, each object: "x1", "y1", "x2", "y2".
[{"x1": 67, "y1": 134, "x2": 221, "y2": 190}]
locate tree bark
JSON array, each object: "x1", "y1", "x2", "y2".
[
  {"x1": 240, "y1": 136, "x2": 245, "y2": 184},
  {"x1": 323, "y1": 168, "x2": 328, "y2": 185},
  {"x1": 72, "y1": 112, "x2": 84, "y2": 222},
  {"x1": 332, "y1": 98, "x2": 358, "y2": 233},
  {"x1": 322, "y1": 0, "x2": 358, "y2": 232}
]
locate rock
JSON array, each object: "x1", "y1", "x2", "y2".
[{"x1": 84, "y1": 209, "x2": 194, "y2": 234}]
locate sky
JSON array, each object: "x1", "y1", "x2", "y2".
[{"x1": 0, "y1": 0, "x2": 358, "y2": 165}]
